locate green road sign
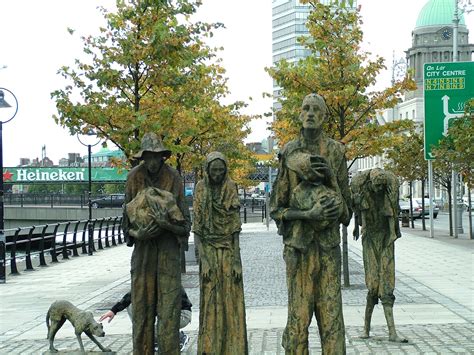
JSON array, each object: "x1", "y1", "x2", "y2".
[{"x1": 424, "y1": 61, "x2": 474, "y2": 160}]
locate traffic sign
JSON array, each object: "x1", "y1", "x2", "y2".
[{"x1": 423, "y1": 61, "x2": 474, "y2": 160}]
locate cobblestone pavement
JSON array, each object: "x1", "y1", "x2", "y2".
[
  {"x1": 2, "y1": 323, "x2": 473, "y2": 354},
  {"x1": 1, "y1": 221, "x2": 472, "y2": 354}
]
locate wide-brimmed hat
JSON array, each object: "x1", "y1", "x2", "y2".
[{"x1": 133, "y1": 132, "x2": 172, "y2": 160}]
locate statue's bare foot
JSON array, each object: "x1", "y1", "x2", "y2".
[{"x1": 389, "y1": 335, "x2": 408, "y2": 343}]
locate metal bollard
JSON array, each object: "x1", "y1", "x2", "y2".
[
  {"x1": 401, "y1": 211, "x2": 409, "y2": 227},
  {"x1": 456, "y1": 202, "x2": 464, "y2": 235},
  {"x1": 0, "y1": 232, "x2": 5, "y2": 283}
]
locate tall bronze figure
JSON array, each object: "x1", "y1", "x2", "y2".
[
  {"x1": 123, "y1": 133, "x2": 191, "y2": 355},
  {"x1": 351, "y1": 168, "x2": 407, "y2": 343},
  {"x1": 270, "y1": 94, "x2": 352, "y2": 354},
  {"x1": 193, "y1": 152, "x2": 248, "y2": 355}
]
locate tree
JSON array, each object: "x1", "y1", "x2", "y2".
[
  {"x1": 433, "y1": 99, "x2": 473, "y2": 189},
  {"x1": 27, "y1": 184, "x2": 62, "y2": 194},
  {"x1": 433, "y1": 159, "x2": 454, "y2": 236},
  {"x1": 384, "y1": 127, "x2": 428, "y2": 229},
  {"x1": 51, "y1": 0, "x2": 255, "y2": 184},
  {"x1": 266, "y1": 1, "x2": 415, "y2": 286},
  {"x1": 266, "y1": 1, "x2": 415, "y2": 160},
  {"x1": 432, "y1": 99, "x2": 474, "y2": 238},
  {"x1": 103, "y1": 183, "x2": 126, "y2": 194}
]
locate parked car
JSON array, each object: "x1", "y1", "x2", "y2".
[
  {"x1": 399, "y1": 199, "x2": 416, "y2": 218},
  {"x1": 91, "y1": 194, "x2": 125, "y2": 208},
  {"x1": 415, "y1": 198, "x2": 439, "y2": 218},
  {"x1": 185, "y1": 187, "x2": 193, "y2": 197},
  {"x1": 399, "y1": 198, "x2": 439, "y2": 219}
]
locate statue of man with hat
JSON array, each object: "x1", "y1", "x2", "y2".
[{"x1": 122, "y1": 132, "x2": 191, "y2": 355}]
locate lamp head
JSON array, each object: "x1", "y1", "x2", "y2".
[{"x1": 0, "y1": 90, "x2": 12, "y2": 108}]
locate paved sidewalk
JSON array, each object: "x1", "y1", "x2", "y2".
[{"x1": 0, "y1": 221, "x2": 472, "y2": 354}]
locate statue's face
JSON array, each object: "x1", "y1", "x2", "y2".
[
  {"x1": 208, "y1": 159, "x2": 226, "y2": 185},
  {"x1": 142, "y1": 152, "x2": 165, "y2": 174},
  {"x1": 300, "y1": 96, "x2": 325, "y2": 130},
  {"x1": 371, "y1": 177, "x2": 386, "y2": 193}
]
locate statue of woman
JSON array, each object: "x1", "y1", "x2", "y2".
[{"x1": 193, "y1": 151, "x2": 248, "y2": 354}]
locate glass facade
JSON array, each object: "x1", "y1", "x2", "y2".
[
  {"x1": 272, "y1": 0, "x2": 312, "y2": 106},
  {"x1": 272, "y1": 0, "x2": 311, "y2": 66},
  {"x1": 271, "y1": 1, "x2": 357, "y2": 111}
]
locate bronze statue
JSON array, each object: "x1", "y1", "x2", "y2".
[
  {"x1": 193, "y1": 152, "x2": 248, "y2": 355},
  {"x1": 122, "y1": 132, "x2": 191, "y2": 355},
  {"x1": 351, "y1": 168, "x2": 408, "y2": 343},
  {"x1": 270, "y1": 93, "x2": 352, "y2": 354},
  {"x1": 46, "y1": 300, "x2": 111, "y2": 353}
]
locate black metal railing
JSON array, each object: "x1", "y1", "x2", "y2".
[
  {"x1": 4, "y1": 193, "x2": 88, "y2": 208},
  {"x1": 5, "y1": 193, "x2": 269, "y2": 211},
  {"x1": 3, "y1": 193, "x2": 127, "y2": 208},
  {"x1": 240, "y1": 199, "x2": 268, "y2": 224},
  {"x1": 3, "y1": 216, "x2": 123, "y2": 276},
  {"x1": 187, "y1": 198, "x2": 267, "y2": 224}
]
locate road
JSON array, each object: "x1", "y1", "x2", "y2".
[
  {"x1": 408, "y1": 211, "x2": 473, "y2": 237},
  {"x1": 1, "y1": 221, "x2": 473, "y2": 354}
]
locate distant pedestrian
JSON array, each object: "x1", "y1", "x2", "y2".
[
  {"x1": 99, "y1": 286, "x2": 192, "y2": 351},
  {"x1": 122, "y1": 132, "x2": 191, "y2": 355}
]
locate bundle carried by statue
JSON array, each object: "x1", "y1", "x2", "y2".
[
  {"x1": 287, "y1": 150, "x2": 343, "y2": 232},
  {"x1": 126, "y1": 186, "x2": 185, "y2": 239}
]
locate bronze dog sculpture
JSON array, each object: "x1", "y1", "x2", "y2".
[{"x1": 46, "y1": 300, "x2": 111, "y2": 353}]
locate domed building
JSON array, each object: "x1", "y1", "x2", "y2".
[
  {"x1": 387, "y1": 0, "x2": 473, "y2": 129},
  {"x1": 357, "y1": 0, "x2": 473, "y2": 202}
]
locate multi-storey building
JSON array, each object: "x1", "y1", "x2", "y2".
[
  {"x1": 271, "y1": 0, "x2": 357, "y2": 111},
  {"x1": 272, "y1": 0, "x2": 312, "y2": 111}
]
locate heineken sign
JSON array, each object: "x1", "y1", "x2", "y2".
[{"x1": 2, "y1": 167, "x2": 127, "y2": 183}]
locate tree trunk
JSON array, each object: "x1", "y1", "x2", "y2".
[
  {"x1": 342, "y1": 225, "x2": 350, "y2": 287},
  {"x1": 421, "y1": 179, "x2": 426, "y2": 231},
  {"x1": 468, "y1": 187, "x2": 472, "y2": 240},
  {"x1": 176, "y1": 153, "x2": 183, "y2": 176},
  {"x1": 447, "y1": 184, "x2": 453, "y2": 236},
  {"x1": 409, "y1": 181, "x2": 415, "y2": 228}
]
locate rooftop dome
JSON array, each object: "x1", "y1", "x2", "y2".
[{"x1": 415, "y1": 0, "x2": 466, "y2": 28}]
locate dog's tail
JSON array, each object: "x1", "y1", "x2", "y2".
[{"x1": 46, "y1": 309, "x2": 50, "y2": 339}]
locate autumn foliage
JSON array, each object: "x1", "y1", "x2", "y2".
[
  {"x1": 267, "y1": 1, "x2": 416, "y2": 160},
  {"x1": 51, "y1": 0, "x2": 255, "y2": 184}
]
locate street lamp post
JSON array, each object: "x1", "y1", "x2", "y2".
[
  {"x1": 77, "y1": 131, "x2": 100, "y2": 256},
  {"x1": 0, "y1": 87, "x2": 18, "y2": 283}
]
